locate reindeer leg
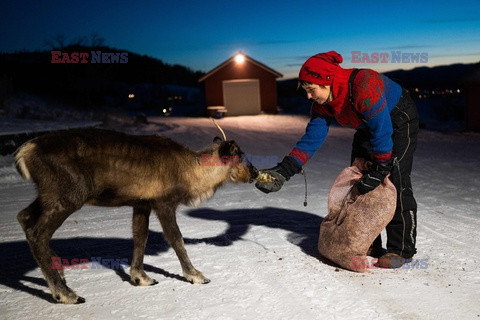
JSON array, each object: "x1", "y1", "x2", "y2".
[
  {"x1": 48, "y1": 247, "x2": 66, "y2": 284},
  {"x1": 18, "y1": 198, "x2": 84, "y2": 304},
  {"x1": 18, "y1": 199, "x2": 65, "y2": 283},
  {"x1": 130, "y1": 205, "x2": 158, "y2": 286},
  {"x1": 154, "y1": 202, "x2": 210, "y2": 284}
]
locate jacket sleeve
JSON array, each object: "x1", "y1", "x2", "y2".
[
  {"x1": 353, "y1": 70, "x2": 394, "y2": 162},
  {"x1": 288, "y1": 115, "x2": 330, "y2": 166}
]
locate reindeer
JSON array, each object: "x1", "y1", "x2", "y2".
[{"x1": 14, "y1": 124, "x2": 258, "y2": 304}]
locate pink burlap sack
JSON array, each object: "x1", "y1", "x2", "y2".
[{"x1": 318, "y1": 158, "x2": 396, "y2": 272}]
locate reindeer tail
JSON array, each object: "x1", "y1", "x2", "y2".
[{"x1": 14, "y1": 142, "x2": 36, "y2": 180}]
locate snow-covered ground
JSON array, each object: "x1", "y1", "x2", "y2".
[{"x1": 1, "y1": 115, "x2": 479, "y2": 320}]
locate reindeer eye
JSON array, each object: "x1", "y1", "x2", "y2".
[{"x1": 230, "y1": 144, "x2": 239, "y2": 155}]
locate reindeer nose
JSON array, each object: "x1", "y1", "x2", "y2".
[
  {"x1": 247, "y1": 161, "x2": 259, "y2": 182},
  {"x1": 238, "y1": 153, "x2": 258, "y2": 183}
]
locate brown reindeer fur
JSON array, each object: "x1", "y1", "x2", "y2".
[{"x1": 15, "y1": 128, "x2": 255, "y2": 304}]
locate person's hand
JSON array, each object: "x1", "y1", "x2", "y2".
[
  {"x1": 255, "y1": 156, "x2": 302, "y2": 194},
  {"x1": 355, "y1": 160, "x2": 393, "y2": 194},
  {"x1": 255, "y1": 169, "x2": 286, "y2": 193}
]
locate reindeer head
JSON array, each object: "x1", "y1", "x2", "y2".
[
  {"x1": 212, "y1": 137, "x2": 258, "y2": 183},
  {"x1": 208, "y1": 118, "x2": 259, "y2": 183}
]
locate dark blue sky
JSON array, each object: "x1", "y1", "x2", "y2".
[{"x1": 1, "y1": 0, "x2": 479, "y2": 78}]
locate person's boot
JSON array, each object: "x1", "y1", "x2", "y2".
[
  {"x1": 366, "y1": 243, "x2": 385, "y2": 258},
  {"x1": 375, "y1": 252, "x2": 411, "y2": 268}
]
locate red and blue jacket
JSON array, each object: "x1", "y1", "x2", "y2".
[{"x1": 289, "y1": 68, "x2": 403, "y2": 166}]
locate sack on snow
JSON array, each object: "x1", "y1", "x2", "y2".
[{"x1": 318, "y1": 158, "x2": 396, "y2": 272}]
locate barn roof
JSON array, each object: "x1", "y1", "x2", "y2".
[{"x1": 198, "y1": 53, "x2": 283, "y2": 82}]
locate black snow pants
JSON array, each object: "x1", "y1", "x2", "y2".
[{"x1": 351, "y1": 89, "x2": 419, "y2": 259}]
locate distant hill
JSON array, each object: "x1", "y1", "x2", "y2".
[
  {"x1": 0, "y1": 45, "x2": 205, "y2": 108},
  {"x1": 383, "y1": 63, "x2": 479, "y2": 90},
  {"x1": 2, "y1": 46, "x2": 478, "y2": 115}
]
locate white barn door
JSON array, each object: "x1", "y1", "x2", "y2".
[{"x1": 222, "y1": 79, "x2": 261, "y2": 116}]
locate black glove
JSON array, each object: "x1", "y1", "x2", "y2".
[
  {"x1": 355, "y1": 159, "x2": 393, "y2": 195},
  {"x1": 255, "y1": 156, "x2": 302, "y2": 193}
]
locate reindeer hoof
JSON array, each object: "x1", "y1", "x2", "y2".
[
  {"x1": 185, "y1": 272, "x2": 210, "y2": 284},
  {"x1": 76, "y1": 297, "x2": 86, "y2": 304},
  {"x1": 132, "y1": 276, "x2": 157, "y2": 286},
  {"x1": 53, "y1": 290, "x2": 84, "y2": 304}
]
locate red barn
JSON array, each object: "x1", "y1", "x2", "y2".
[{"x1": 199, "y1": 53, "x2": 282, "y2": 116}]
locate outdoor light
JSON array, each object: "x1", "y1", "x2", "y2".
[
  {"x1": 128, "y1": 93, "x2": 135, "y2": 99},
  {"x1": 234, "y1": 53, "x2": 245, "y2": 64}
]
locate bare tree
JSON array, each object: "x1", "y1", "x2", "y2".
[
  {"x1": 90, "y1": 33, "x2": 106, "y2": 47},
  {"x1": 43, "y1": 33, "x2": 67, "y2": 50},
  {"x1": 70, "y1": 36, "x2": 88, "y2": 46}
]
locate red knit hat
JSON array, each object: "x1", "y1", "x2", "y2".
[{"x1": 298, "y1": 51, "x2": 343, "y2": 86}]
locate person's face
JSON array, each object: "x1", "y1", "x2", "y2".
[{"x1": 303, "y1": 83, "x2": 331, "y2": 104}]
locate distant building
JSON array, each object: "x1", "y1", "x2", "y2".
[
  {"x1": 199, "y1": 53, "x2": 282, "y2": 116},
  {"x1": 464, "y1": 66, "x2": 480, "y2": 132}
]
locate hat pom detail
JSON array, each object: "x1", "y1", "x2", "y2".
[{"x1": 319, "y1": 51, "x2": 343, "y2": 65}]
